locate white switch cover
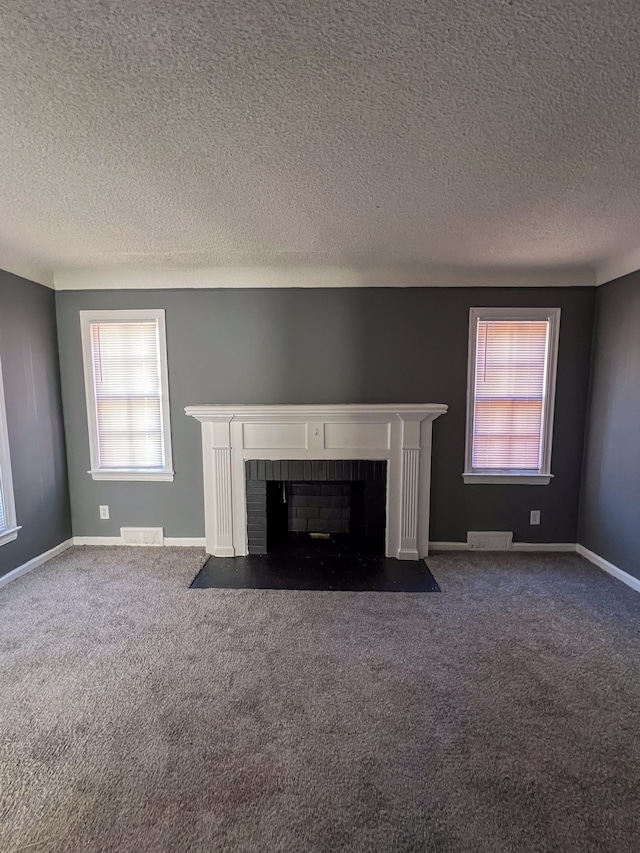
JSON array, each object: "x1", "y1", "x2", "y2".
[
  {"x1": 530, "y1": 510, "x2": 541, "y2": 525},
  {"x1": 99, "y1": 505, "x2": 110, "y2": 520}
]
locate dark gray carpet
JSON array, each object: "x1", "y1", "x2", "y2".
[{"x1": 0, "y1": 547, "x2": 638, "y2": 852}]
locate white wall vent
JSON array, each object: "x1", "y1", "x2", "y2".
[
  {"x1": 120, "y1": 527, "x2": 164, "y2": 546},
  {"x1": 467, "y1": 531, "x2": 513, "y2": 551}
]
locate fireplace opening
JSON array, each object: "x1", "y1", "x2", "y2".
[{"x1": 245, "y1": 460, "x2": 386, "y2": 557}]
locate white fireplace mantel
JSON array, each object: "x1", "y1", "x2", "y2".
[{"x1": 185, "y1": 404, "x2": 447, "y2": 561}]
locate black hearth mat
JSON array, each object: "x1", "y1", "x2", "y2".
[{"x1": 190, "y1": 548, "x2": 440, "y2": 592}]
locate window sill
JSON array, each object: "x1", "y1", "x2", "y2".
[
  {"x1": 462, "y1": 473, "x2": 553, "y2": 486},
  {"x1": 0, "y1": 526, "x2": 21, "y2": 546},
  {"x1": 89, "y1": 470, "x2": 175, "y2": 482}
]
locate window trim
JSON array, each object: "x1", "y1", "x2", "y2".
[
  {"x1": 463, "y1": 306, "x2": 561, "y2": 486},
  {"x1": 80, "y1": 309, "x2": 174, "y2": 482},
  {"x1": 0, "y1": 353, "x2": 20, "y2": 545}
]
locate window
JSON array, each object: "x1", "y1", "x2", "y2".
[
  {"x1": 80, "y1": 310, "x2": 173, "y2": 481},
  {"x1": 464, "y1": 307, "x2": 560, "y2": 485},
  {"x1": 0, "y1": 353, "x2": 19, "y2": 545}
]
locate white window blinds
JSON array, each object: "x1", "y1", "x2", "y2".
[
  {"x1": 470, "y1": 318, "x2": 553, "y2": 472},
  {"x1": 87, "y1": 318, "x2": 169, "y2": 472}
]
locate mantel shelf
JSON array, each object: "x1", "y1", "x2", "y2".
[{"x1": 185, "y1": 403, "x2": 448, "y2": 423}]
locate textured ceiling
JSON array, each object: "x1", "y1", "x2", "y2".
[{"x1": 1, "y1": 0, "x2": 639, "y2": 287}]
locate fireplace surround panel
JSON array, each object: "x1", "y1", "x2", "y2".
[{"x1": 185, "y1": 404, "x2": 448, "y2": 560}]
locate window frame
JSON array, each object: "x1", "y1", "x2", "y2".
[
  {"x1": 80, "y1": 309, "x2": 174, "y2": 482},
  {"x1": 463, "y1": 306, "x2": 561, "y2": 485},
  {"x1": 0, "y1": 352, "x2": 20, "y2": 545}
]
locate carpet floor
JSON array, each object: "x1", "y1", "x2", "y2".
[{"x1": 0, "y1": 547, "x2": 638, "y2": 853}]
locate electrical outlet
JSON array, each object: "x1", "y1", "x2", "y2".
[
  {"x1": 530, "y1": 510, "x2": 541, "y2": 525},
  {"x1": 99, "y1": 505, "x2": 110, "y2": 520}
]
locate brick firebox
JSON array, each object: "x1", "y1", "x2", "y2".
[
  {"x1": 245, "y1": 459, "x2": 387, "y2": 555},
  {"x1": 288, "y1": 483, "x2": 350, "y2": 533}
]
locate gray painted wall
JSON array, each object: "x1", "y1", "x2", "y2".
[
  {"x1": 0, "y1": 269, "x2": 71, "y2": 578},
  {"x1": 579, "y1": 273, "x2": 640, "y2": 580},
  {"x1": 56, "y1": 287, "x2": 594, "y2": 543}
]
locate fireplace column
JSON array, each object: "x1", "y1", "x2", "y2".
[
  {"x1": 397, "y1": 415, "x2": 423, "y2": 561},
  {"x1": 202, "y1": 416, "x2": 235, "y2": 556}
]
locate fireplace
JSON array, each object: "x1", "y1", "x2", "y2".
[
  {"x1": 185, "y1": 404, "x2": 448, "y2": 560},
  {"x1": 245, "y1": 460, "x2": 387, "y2": 555}
]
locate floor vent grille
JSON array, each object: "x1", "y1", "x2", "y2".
[
  {"x1": 467, "y1": 531, "x2": 513, "y2": 551},
  {"x1": 120, "y1": 527, "x2": 164, "y2": 546}
]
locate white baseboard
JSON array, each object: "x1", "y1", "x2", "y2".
[
  {"x1": 73, "y1": 536, "x2": 122, "y2": 546},
  {"x1": 576, "y1": 544, "x2": 640, "y2": 593},
  {"x1": 429, "y1": 541, "x2": 576, "y2": 552},
  {"x1": 0, "y1": 539, "x2": 74, "y2": 590},
  {"x1": 73, "y1": 536, "x2": 206, "y2": 548},
  {"x1": 512, "y1": 542, "x2": 576, "y2": 552}
]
